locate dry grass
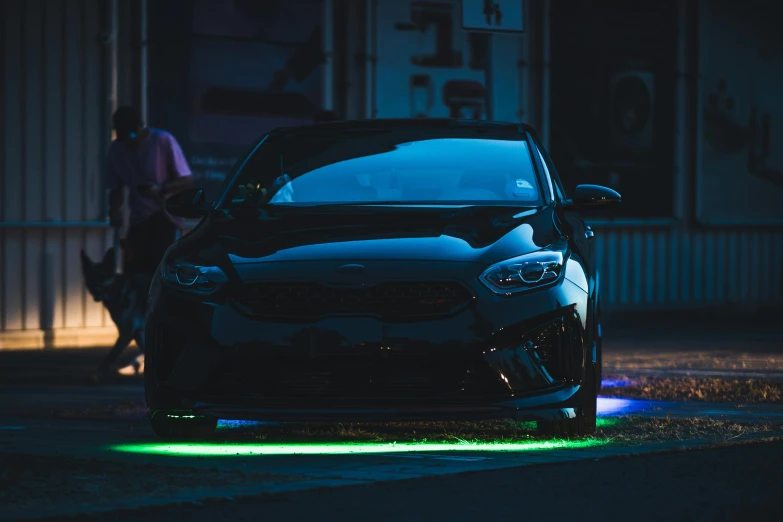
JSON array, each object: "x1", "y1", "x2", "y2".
[
  {"x1": 602, "y1": 375, "x2": 783, "y2": 403},
  {"x1": 593, "y1": 415, "x2": 780, "y2": 445},
  {"x1": 211, "y1": 416, "x2": 783, "y2": 447},
  {"x1": 232, "y1": 419, "x2": 540, "y2": 443},
  {"x1": 604, "y1": 351, "x2": 783, "y2": 372}
]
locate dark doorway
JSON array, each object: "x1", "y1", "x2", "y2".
[{"x1": 549, "y1": 1, "x2": 678, "y2": 218}]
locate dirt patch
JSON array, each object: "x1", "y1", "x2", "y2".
[
  {"x1": 594, "y1": 415, "x2": 781, "y2": 445},
  {"x1": 601, "y1": 375, "x2": 783, "y2": 403},
  {"x1": 604, "y1": 351, "x2": 783, "y2": 372},
  {"x1": 212, "y1": 416, "x2": 783, "y2": 446},
  {"x1": 0, "y1": 453, "x2": 302, "y2": 515}
]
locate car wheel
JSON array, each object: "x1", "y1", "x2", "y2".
[
  {"x1": 595, "y1": 301, "x2": 603, "y2": 395},
  {"x1": 144, "y1": 332, "x2": 217, "y2": 441},
  {"x1": 536, "y1": 361, "x2": 597, "y2": 438}
]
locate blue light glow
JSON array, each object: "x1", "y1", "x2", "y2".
[
  {"x1": 596, "y1": 397, "x2": 637, "y2": 417},
  {"x1": 601, "y1": 379, "x2": 634, "y2": 388},
  {"x1": 217, "y1": 420, "x2": 282, "y2": 430}
]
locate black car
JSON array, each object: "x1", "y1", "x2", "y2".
[{"x1": 145, "y1": 118, "x2": 620, "y2": 440}]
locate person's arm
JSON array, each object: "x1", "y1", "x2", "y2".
[
  {"x1": 162, "y1": 133, "x2": 193, "y2": 198},
  {"x1": 162, "y1": 174, "x2": 193, "y2": 196},
  {"x1": 106, "y1": 144, "x2": 125, "y2": 227}
]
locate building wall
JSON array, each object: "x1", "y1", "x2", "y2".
[
  {"x1": 0, "y1": 0, "x2": 140, "y2": 349},
  {"x1": 593, "y1": 223, "x2": 783, "y2": 311},
  {"x1": 585, "y1": 0, "x2": 783, "y2": 312},
  {"x1": 335, "y1": 0, "x2": 783, "y2": 315},
  {"x1": 337, "y1": 0, "x2": 546, "y2": 131},
  {"x1": 696, "y1": 0, "x2": 783, "y2": 225},
  {"x1": 1, "y1": 0, "x2": 781, "y2": 349}
]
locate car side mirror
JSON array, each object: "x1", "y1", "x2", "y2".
[
  {"x1": 167, "y1": 188, "x2": 210, "y2": 219},
  {"x1": 563, "y1": 184, "x2": 622, "y2": 209}
]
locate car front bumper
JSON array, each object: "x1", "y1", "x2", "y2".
[{"x1": 146, "y1": 261, "x2": 591, "y2": 422}]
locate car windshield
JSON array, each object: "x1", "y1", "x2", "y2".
[{"x1": 218, "y1": 129, "x2": 543, "y2": 208}]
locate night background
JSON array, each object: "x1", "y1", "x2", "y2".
[{"x1": 1, "y1": 1, "x2": 782, "y2": 520}]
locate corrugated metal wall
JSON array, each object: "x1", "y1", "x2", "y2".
[
  {"x1": 593, "y1": 224, "x2": 783, "y2": 311},
  {"x1": 0, "y1": 0, "x2": 116, "y2": 346}
]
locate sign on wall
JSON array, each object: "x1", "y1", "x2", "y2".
[
  {"x1": 461, "y1": 0, "x2": 525, "y2": 33},
  {"x1": 697, "y1": 2, "x2": 783, "y2": 224},
  {"x1": 374, "y1": 0, "x2": 525, "y2": 122}
]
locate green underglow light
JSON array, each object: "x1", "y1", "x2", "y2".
[
  {"x1": 596, "y1": 417, "x2": 624, "y2": 429},
  {"x1": 109, "y1": 438, "x2": 608, "y2": 457}
]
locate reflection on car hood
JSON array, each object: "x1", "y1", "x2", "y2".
[{"x1": 182, "y1": 205, "x2": 560, "y2": 267}]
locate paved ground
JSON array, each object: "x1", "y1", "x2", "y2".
[
  {"x1": 3, "y1": 408, "x2": 782, "y2": 521},
  {"x1": 44, "y1": 439, "x2": 783, "y2": 522},
  {"x1": 1, "y1": 324, "x2": 782, "y2": 521}
]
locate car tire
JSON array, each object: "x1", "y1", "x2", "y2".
[
  {"x1": 595, "y1": 301, "x2": 603, "y2": 395},
  {"x1": 144, "y1": 331, "x2": 217, "y2": 441},
  {"x1": 536, "y1": 361, "x2": 598, "y2": 438}
]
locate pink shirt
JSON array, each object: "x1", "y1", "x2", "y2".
[{"x1": 106, "y1": 129, "x2": 192, "y2": 228}]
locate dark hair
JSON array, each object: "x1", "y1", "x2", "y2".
[{"x1": 112, "y1": 106, "x2": 142, "y2": 130}]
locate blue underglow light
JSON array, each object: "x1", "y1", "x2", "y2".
[
  {"x1": 601, "y1": 379, "x2": 633, "y2": 388},
  {"x1": 596, "y1": 397, "x2": 635, "y2": 417},
  {"x1": 217, "y1": 420, "x2": 281, "y2": 430}
]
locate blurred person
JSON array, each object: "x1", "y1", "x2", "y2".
[
  {"x1": 94, "y1": 105, "x2": 193, "y2": 380},
  {"x1": 108, "y1": 106, "x2": 193, "y2": 273}
]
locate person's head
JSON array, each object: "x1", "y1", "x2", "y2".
[{"x1": 113, "y1": 106, "x2": 142, "y2": 141}]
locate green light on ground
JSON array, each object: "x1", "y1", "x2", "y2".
[
  {"x1": 109, "y1": 438, "x2": 608, "y2": 457},
  {"x1": 596, "y1": 417, "x2": 624, "y2": 429}
]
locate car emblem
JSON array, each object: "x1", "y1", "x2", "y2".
[{"x1": 336, "y1": 263, "x2": 366, "y2": 275}]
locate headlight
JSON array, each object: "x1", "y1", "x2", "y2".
[
  {"x1": 479, "y1": 244, "x2": 567, "y2": 295},
  {"x1": 163, "y1": 260, "x2": 228, "y2": 293}
]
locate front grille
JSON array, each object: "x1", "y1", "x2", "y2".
[
  {"x1": 234, "y1": 281, "x2": 473, "y2": 319},
  {"x1": 206, "y1": 356, "x2": 510, "y2": 400},
  {"x1": 272, "y1": 367, "x2": 440, "y2": 398}
]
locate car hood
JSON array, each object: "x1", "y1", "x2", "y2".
[{"x1": 178, "y1": 205, "x2": 561, "y2": 267}]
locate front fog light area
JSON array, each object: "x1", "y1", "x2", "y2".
[
  {"x1": 175, "y1": 265, "x2": 201, "y2": 286},
  {"x1": 163, "y1": 261, "x2": 228, "y2": 293}
]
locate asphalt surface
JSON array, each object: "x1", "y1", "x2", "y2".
[
  {"x1": 48, "y1": 439, "x2": 783, "y2": 522},
  {"x1": 1, "y1": 326, "x2": 782, "y2": 521}
]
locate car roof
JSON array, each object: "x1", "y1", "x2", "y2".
[{"x1": 269, "y1": 118, "x2": 536, "y2": 139}]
